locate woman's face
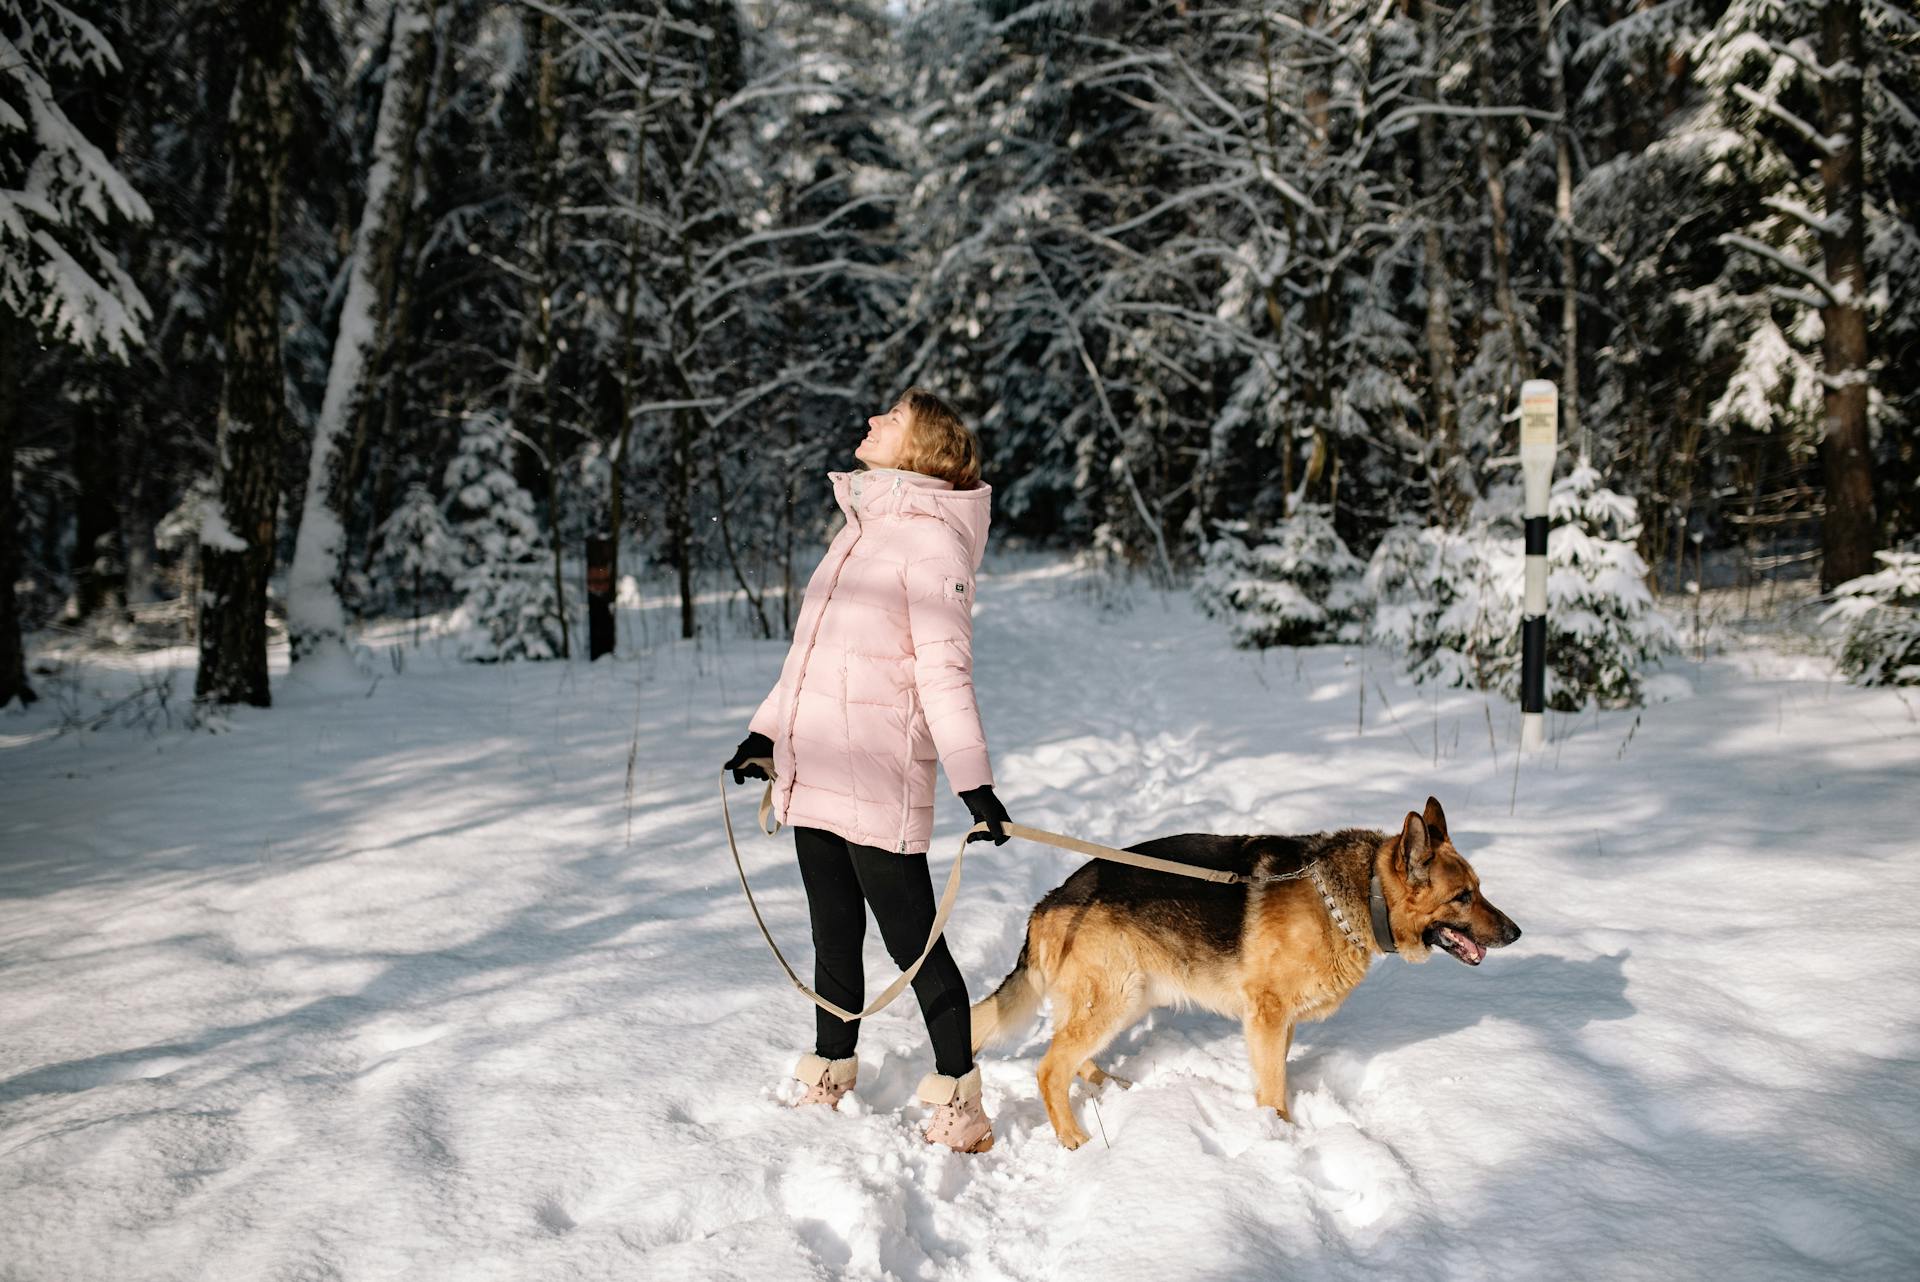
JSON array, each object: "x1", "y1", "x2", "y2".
[{"x1": 857, "y1": 400, "x2": 913, "y2": 469}]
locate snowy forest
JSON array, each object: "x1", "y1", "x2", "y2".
[
  {"x1": 4, "y1": 0, "x2": 1917, "y2": 709},
  {"x1": 10, "y1": 4, "x2": 1920, "y2": 1278}
]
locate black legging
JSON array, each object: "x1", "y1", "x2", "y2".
[{"x1": 794, "y1": 825, "x2": 974, "y2": 1079}]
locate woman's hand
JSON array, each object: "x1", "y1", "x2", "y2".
[
  {"x1": 959, "y1": 785, "x2": 1010, "y2": 844},
  {"x1": 725, "y1": 731, "x2": 774, "y2": 784}
]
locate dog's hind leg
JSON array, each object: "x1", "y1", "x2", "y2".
[
  {"x1": 1076, "y1": 1060, "x2": 1132, "y2": 1090},
  {"x1": 1039, "y1": 977, "x2": 1144, "y2": 1149}
]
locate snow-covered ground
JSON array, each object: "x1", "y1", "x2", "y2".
[{"x1": 4, "y1": 554, "x2": 1918, "y2": 1281}]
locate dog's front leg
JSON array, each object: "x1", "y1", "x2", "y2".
[{"x1": 1245, "y1": 1002, "x2": 1295, "y2": 1122}]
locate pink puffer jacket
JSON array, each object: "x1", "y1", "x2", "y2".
[{"x1": 749, "y1": 467, "x2": 994, "y2": 854}]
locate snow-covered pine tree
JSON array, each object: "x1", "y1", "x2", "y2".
[
  {"x1": 1, "y1": 0, "x2": 154, "y2": 706},
  {"x1": 1822, "y1": 547, "x2": 1920, "y2": 685},
  {"x1": 1699, "y1": 0, "x2": 1878, "y2": 587},
  {"x1": 1368, "y1": 460, "x2": 1675, "y2": 710},
  {"x1": 371, "y1": 482, "x2": 457, "y2": 625},
  {"x1": 0, "y1": 1, "x2": 152, "y2": 355},
  {"x1": 1577, "y1": 0, "x2": 1914, "y2": 589},
  {"x1": 1195, "y1": 506, "x2": 1369, "y2": 648},
  {"x1": 444, "y1": 413, "x2": 561, "y2": 663}
]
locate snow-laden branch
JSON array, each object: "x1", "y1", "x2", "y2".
[
  {"x1": 624, "y1": 396, "x2": 726, "y2": 420},
  {"x1": 1374, "y1": 102, "x2": 1561, "y2": 138},
  {"x1": 1718, "y1": 233, "x2": 1838, "y2": 305},
  {"x1": 1766, "y1": 284, "x2": 1830, "y2": 311},
  {"x1": 681, "y1": 257, "x2": 907, "y2": 319},
  {"x1": 1762, "y1": 38, "x2": 1855, "y2": 83},
  {"x1": 697, "y1": 362, "x2": 831, "y2": 431},
  {"x1": 1760, "y1": 194, "x2": 1845, "y2": 239},
  {"x1": 512, "y1": 0, "x2": 704, "y2": 96},
  {"x1": 0, "y1": 33, "x2": 151, "y2": 225},
  {"x1": 1093, "y1": 178, "x2": 1257, "y2": 238},
  {"x1": 711, "y1": 66, "x2": 847, "y2": 123},
  {"x1": 1732, "y1": 84, "x2": 1841, "y2": 157},
  {"x1": 692, "y1": 192, "x2": 897, "y2": 283},
  {"x1": 1865, "y1": 0, "x2": 1920, "y2": 32}
]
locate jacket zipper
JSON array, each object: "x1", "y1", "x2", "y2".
[
  {"x1": 897, "y1": 683, "x2": 921, "y2": 852},
  {"x1": 780, "y1": 501, "x2": 863, "y2": 813}
]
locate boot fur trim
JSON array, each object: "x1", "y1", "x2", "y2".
[
  {"x1": 915, "y1": 1064, "x2": 982, "y2": 1106},
  {"x1": 795, "y1": 1053, "x2": 858, "y2": 1088}
]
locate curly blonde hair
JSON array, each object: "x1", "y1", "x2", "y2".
[{"x1": 894, "y1": 387, "x2": 982, "y2": 490}]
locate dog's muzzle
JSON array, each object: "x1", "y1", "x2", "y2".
[{"x1": 1426, "y1": 924, "x2": 1488, "y2": 965}]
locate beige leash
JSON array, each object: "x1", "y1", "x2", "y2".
[
  {"x1": 721, "y1": 761, "x2": 968, "y2": 1022},
  {"x1": 721, "y1": 759, "x2": 1278, "y2": 1023}
]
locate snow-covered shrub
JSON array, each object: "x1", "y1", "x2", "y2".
[
  {"x1": 372, "y1": 483, "x2": 459, "y2": 615},
  {"x1": 155, "y1": 477, "x2": 220, "y2": 556},
  {"x1": 1367, "y1": 461, "x2": 1676, "y2": 709},
  {"x1": 1821, "y1": 550, "x2": 1920, "y2": 686},
  {"x1": 1195, "y1": 505, "x2": 1368, "y2": 647},
  {"x1": 444, "y1": 415, "x2": 563, "y2": 662}
]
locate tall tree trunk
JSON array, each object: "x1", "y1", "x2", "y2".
[
  {"x1": 1474, "y1": 0, "x2": 1521, "y2": 366},
  {"x1": 1257, "y1": 7, "x2": 1296, "y2": 518},
  {"x1": 1816, "y1": 0, "x2": 1876, "y2": 588},
  {"x1": 122, "y1": 398, "x2": 157, "y2": 605},
  {"x1": 518, "y1": 9, "x2": 570, "y2": 657},
  {"x1": 1535, "y1": 0, "x2": 1580, "y2": 454},
  {"x1": 68, "y1": 390, "x2": 123, "y2": 622},
  {"x1": 1300, "y1": 1, "x2": 1335, "y2": 510},
  {"x1": 608, "y1": 9, "x2": 664, "y2": 609},
  {"x1": 286, "y1": 0, "x2": 440, "y2": 665},
  {"x1": 1416, "y1": 0, "x2": 1466, "y2": 521},
  {"x1": 672, "y1": 408, "x2": 695, "y2": 640},
  {"x1": 196, "y1": 0, "x2": 300, "y2": 707},
  {"x1": 115, "y1": 0, "x2": 158, "y2": 610},
  {"x1": 361, "y1": 0, "x2": 465, "y2": 576},
  {"x1": 0, "y1": 314, "x2": 32, "y2": 707}
]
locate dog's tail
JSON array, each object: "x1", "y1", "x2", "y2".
[{"x1": 970, "y1": 937, "x2": 1042, "y2": 1053}]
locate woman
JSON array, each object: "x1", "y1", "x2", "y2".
[{"x1": 724, "y1": 388, "x2": 1011, "y2": 1154}]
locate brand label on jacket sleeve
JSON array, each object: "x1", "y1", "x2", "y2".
[{"x1": 946, "y1": 577, "x2": 971, "y2": 601}]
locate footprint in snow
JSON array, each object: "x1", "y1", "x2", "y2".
[
  {"x1": 533, "y1": 1192, "x2": 576, "y2": 1236},
  {"x1": 1292, "y1": 1089, "x2": 1414, "y2": 1233}
]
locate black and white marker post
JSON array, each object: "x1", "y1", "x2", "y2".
[{"x1": 1519, "y1": 379, "x2": 1558, "y2": 750}]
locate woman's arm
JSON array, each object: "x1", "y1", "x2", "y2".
[{"x1": 904, "y1": 551, "x2": 993, "y2": 794}]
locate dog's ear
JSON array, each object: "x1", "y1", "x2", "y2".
[
  {"x1": 1422, "y1": 796, "x2": 1449, "y2": 845},
  {"x1": 1400, "y1": 811, "x2": 1433, "y2": 885}
]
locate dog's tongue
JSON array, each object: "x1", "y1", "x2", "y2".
[{"x1": 1443, "y1": 927, "x2": 1485, "y2": 965}]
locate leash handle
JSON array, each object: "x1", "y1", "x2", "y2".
[{"x1": 738, "y1": 757, "x2": 779, "y2": 836}]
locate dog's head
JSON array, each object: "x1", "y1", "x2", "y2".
[{"x1": 1384, "y1": 797, "x2": 1521, "y2": 965}]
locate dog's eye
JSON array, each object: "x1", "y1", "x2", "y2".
[{"x1": 1453, "y1": 889, "x2": 1473, "y2": 905}]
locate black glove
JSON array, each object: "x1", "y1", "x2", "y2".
[
  {"x1": 724, "y1": 731, "x2": 774, "y2": 784},
  {"x1": 959, "y1": 785, "x2": 1011, "y2": 845}
]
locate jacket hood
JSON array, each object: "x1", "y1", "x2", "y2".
[{"x1": 829, "y1": 468, "x2": 993, "y2": 570}]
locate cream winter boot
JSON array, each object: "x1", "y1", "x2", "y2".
[
  {"x1": 792, "y1": 1053, "x2": 858, "y2": 1109},
  {"x1": 917, "y1": 1065, "x2": 994, "y2": 1153}
]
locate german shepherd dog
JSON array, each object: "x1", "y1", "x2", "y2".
[{"x1": 970, "y1": 798, "x2": 1521, "y2": 1149}]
